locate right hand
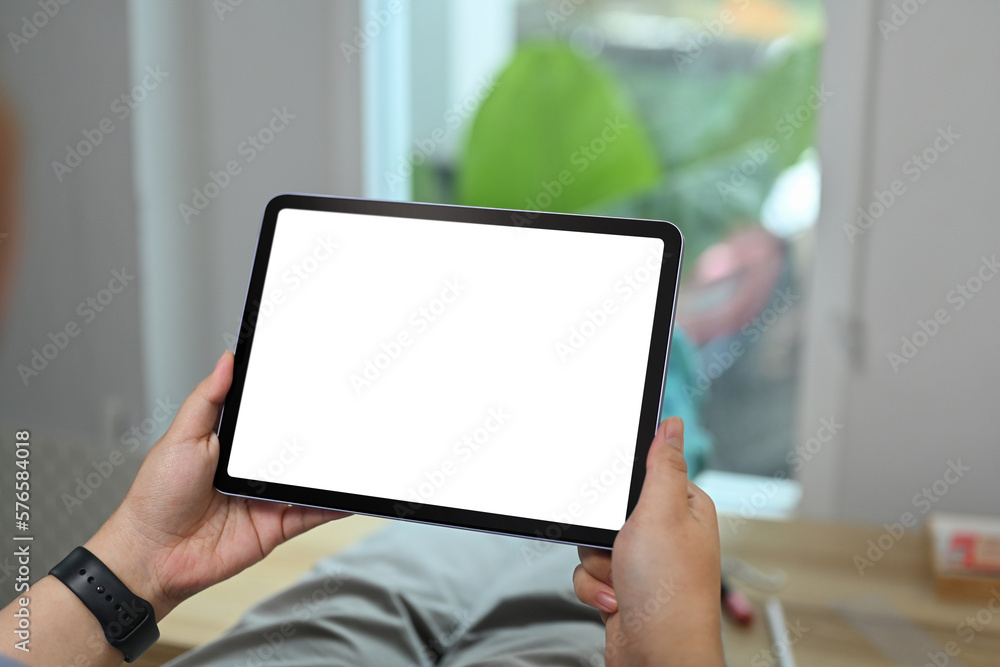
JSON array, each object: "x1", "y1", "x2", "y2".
[{"x1": 573, "y1": 417, "x2": 724, "y2": 666}]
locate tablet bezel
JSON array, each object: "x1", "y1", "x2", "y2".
[{"x1": 214, "y1": 193, "x2": 684, "y2": 550}]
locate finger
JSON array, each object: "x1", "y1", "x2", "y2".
[
  {"x1": 687, "y1": 480, "x2": 718, "y2": 527},
  {"x1": 634, "y1": 417, "x2": 690, "y2": 518},
  {"x1": 246, "y1": 501, "x2": 350, "y2": 554},
  {"x1": 573, "y1": 563, "x2": 618, "y2": 614},
  {"x1": 578, "y1": 545, "x2": 613, "y2": 585},
  {"x1": 165, "y1": 352, "x2": 235, "y2": 444},
  {"x1": 280, "y1": 505, "x2": 351, "y2": 541}
]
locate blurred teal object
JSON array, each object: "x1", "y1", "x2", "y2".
[{"x1": 661, "y1": 328, "x2": 712, "y2": 478}]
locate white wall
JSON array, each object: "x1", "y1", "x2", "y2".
[
  {"x1": 0, "y1": 0, "x2": 145, "y2": 597},
  {"x1": 0, "y1": 0, "x2": 143, "y2": 443},
  {"x1": 205, "y1": 0, "x2": 363, "y2": 344},
  {"x1": 0, "y1": 0, "x2": 363, "y2": 597},
  {"x1": 798, "y1": 0, "x2": 1000, "y2": 522},
  {"x1": 132, "y1": 1, "x2": 364, "y2": 417}
]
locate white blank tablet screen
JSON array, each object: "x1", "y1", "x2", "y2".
[{"x1": 228, "y1": 208, "x2": 665, "y2": 531}]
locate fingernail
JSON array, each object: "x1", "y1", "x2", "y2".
[
  {"x1": 213, "y1": 353, "x2": 227, "y2": 374},
  {"x1": 596, "y1": 590, "x2": 618, "y2": 613},
  {"x1": 663, "y1": 417, "x2": 683, "y2": 448}
]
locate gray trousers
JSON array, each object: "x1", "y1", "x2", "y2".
[{"x1": 166, "y1": 521, "x2": 607, "y2": 666}]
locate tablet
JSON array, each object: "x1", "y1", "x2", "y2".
[{"x1": 215, "y1": 194, "x2": 683, "y2": 550}]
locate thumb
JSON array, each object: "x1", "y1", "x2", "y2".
[
  {"x1": 633, "y1": 417, "x2": 690, "y2": 518},
  {"x1": 164, "y1": 352, "x2": 234, "y2": 444}
]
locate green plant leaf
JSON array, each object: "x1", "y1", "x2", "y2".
[
  {"x1": 599, "y1": 41, "x2": 823, "y2": 263},
  {"x1": 457, "y1": 42, "x2": 659, "y2": 213}
]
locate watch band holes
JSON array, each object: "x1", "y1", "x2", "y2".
[
  {"x1": 79, "y1": 568, "x2": 86, "y2": 576},
  {"x1": 87, "y1": 576, "x2": 95, "y2": 584},
  {"x1": 105, "y1": 594, "x2": 113, "y2": 601}
]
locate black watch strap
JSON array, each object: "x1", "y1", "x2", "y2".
[{"x1": 49, "y1": 546, "x2": 159, "y2": 662}]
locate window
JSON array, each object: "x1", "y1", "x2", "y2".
[{"x1": 365, "y1": 0, "x2": 826, "y2": 478}]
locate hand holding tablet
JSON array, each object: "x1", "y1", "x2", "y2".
[{"x1": 214, "y1": 194, "x2": 684, "y2": 549}]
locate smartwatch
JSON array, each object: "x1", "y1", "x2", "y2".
[{"x1": 49, "y1": 546, "x2": 159, "y2": 662}]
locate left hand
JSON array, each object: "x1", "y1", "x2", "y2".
[{"x1": 86, "y1": 351, "x2": 348, "y2": 619}]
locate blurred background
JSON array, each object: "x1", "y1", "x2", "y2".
[{"x1": 0, "y1": 0, "x2": 998, "y2": 604}]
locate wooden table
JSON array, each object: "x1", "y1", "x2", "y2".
[
  {"x1": 139, "y1": 516, "x2": 1000, "y2": 666},
  {"x1": 718, "y1": 517, "x2": 1000, "y2": 666}
]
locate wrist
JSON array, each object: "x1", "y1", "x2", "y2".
[
  {"x1": 626, "y1": 604, "x2": 724, "y2": 666},
  {"x1": 632, "y1": 631, "x2": 724, "y2": 667},
  {"x1": 84, "y1": 511, "x2": 174, "y2": 621}
]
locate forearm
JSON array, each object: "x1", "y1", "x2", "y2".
[
  {"x1": 607, "y1": 601, "x2": 725, "y2": 667},
  {"x1": 631, "y1": 627, "x2": 725, "y2": 667},
  {"x1": 0, "y1": 518, "x2": 173, "y2": 667},
  {"x1": 646, "y1": 599, "x2": 724, "y2": 666},
  {"x1": 1, "y1": 576, "x2": 125, "y2": 666},
  {"x1": 616, "y1": 632, "x2": 725, "y2": 667}
]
